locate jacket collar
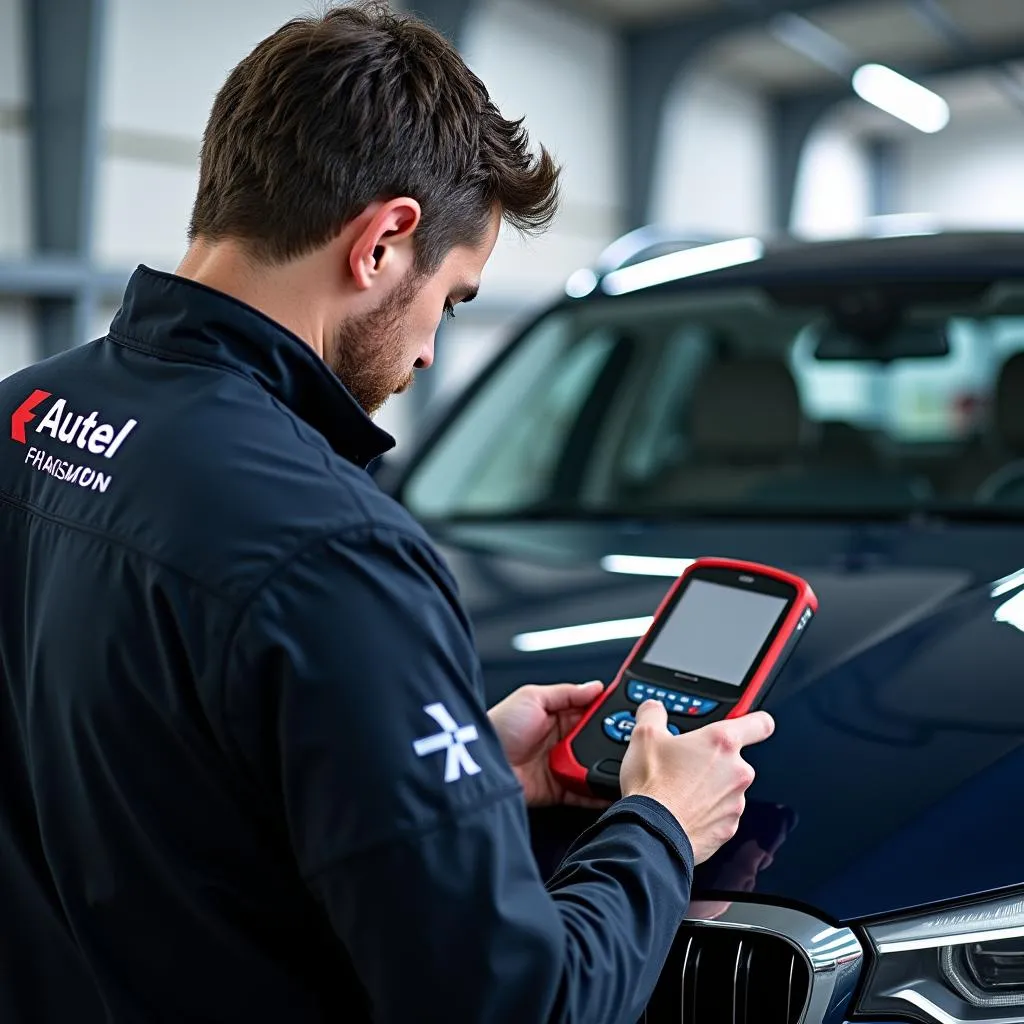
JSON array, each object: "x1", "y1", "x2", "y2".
[{"x1": 109, "y1": 265, "x2": 396, "y2": 468}]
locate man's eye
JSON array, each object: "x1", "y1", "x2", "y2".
[{"x1": 443, "y1": 300, "x2": 456, "y2": 321}]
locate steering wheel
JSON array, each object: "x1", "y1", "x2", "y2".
[{"x1": 976, "y1": 459, "x2": 1024, "y2": 505}]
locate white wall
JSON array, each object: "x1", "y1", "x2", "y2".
[
  {"x1": 649, "y1": 67, "x2": 771, "y2": 236},
  {"x1": 897, "y1": 109, "x2": 1024, "y2": 229},
  {"x1": 96, "y1": 0, "x2": 318, "y2": 269},
  {"x1": 790, "y1": 116, "x2": 872, "y2": 239}
]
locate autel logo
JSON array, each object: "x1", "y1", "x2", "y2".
[
  {"x1": 10, "y1": 390, "x2": 51, "y2": 443},
  {"x1": 9, "y1": 391, "x2": 137, "y2": 458}
]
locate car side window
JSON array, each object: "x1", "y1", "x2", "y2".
[
  {"x1": 400, "y1": 284, "x2": 1024, "y2": 519},
  {"x1": 403, "y1": 314, "x2": 619, "y2": 517},
  {"x1": 578, "y1": 325, "x2": 716, "y2": 506},
  {"x1": 618, "y1": 326, "x2": 715, "y2": 485}
]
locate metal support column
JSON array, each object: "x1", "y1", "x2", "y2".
[
  {"x1": 866, "y1": 137, "x2": 899, "y2": 218},
  {"x1": 623, "y1": 23, "x2": 711, "y2": 231},
  {"x1": 769, "y1": 92, "x2": 838, "y2": 233},
  {"x1": 26, "y1": 0, "x2": 107, "y2": 357}
]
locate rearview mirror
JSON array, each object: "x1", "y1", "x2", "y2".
[{"x1": 813, "y1": 321, "x2": 950, "y2": 362}]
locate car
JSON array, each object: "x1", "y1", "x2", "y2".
[{"x1": 375, "y1": 229, "x2": 1024, "y2": 1023}]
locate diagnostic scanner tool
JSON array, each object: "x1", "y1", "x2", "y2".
[{"x1": 550, "y1": 557, "x2": 817, "y2": 798}]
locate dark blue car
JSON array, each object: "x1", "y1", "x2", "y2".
[{"x1": 377, "y1": 230, "x2": 1024, "y2": 1023}]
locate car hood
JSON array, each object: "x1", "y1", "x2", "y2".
[{"x1": 425, "y1": 517, "x2": 1024, "y2": 922}]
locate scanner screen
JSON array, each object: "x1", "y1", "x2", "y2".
[{"x1": 643, "y1": 579, "x2": 788, "y2": 685}]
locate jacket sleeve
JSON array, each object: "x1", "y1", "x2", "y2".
[{"x1": 220, "y1": 524, "x2": 694, "y2": 1024}]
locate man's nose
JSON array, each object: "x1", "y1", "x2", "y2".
[{"x1": 415, "y1": 340, "x2": 435, "y2": 370}]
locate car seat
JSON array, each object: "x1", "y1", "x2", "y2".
[
  {"x1": 644, "y1": 357, "x2": 805, "y2": 506},
  {"x1": 815, "y1": 421, "x2": 876, "y2": 469},
  {"x1": 749, "y1": 417, "x2": 932, "y2": 508},
  {"x1": 974, "y1": 353, "x2": 1024, "y2": 504}
]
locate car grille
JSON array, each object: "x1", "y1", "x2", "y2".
[{"x1": 642, "y1": 925, "x2": 811, "y2": 1024}]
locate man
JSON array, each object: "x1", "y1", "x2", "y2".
[{"x1": 0, "y1": 4, "x2": 773, "y2": 1021}]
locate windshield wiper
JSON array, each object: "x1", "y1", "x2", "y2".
[{"x1": 431, "y1": 504, "x2": 1024, "y2": 525}]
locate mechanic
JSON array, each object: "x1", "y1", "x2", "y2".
[{"x1": 0, "y1": 4, "x2": 774, "y2": 1022}]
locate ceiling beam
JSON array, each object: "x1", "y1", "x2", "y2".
[{"x1": 909, "y1": 0, "x2": 1024, "y2": 117}]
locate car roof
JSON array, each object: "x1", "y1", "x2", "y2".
[
  {"x1": 747, "y1": 231, "x2": 1024, "y2": 274},
  {"x1": 581, "y1": 230, "x2": 1024, "y2": 298}
]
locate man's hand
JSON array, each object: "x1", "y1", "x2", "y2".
[
  {"x1": 620, "y1": 701, "x2": 775, "y2": 864},
  {"x1": 488, "y1": 681, "x2": 608, "y2": 808}
]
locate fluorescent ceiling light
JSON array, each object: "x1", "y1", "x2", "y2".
[
  {"x1": 600, "y1": 555, "x2": 695, "y2": 577},
  {"x1": 512, "y1": 616, "x2": 653, "y2": 652},
  {"x1": 851, "y1": 63, "x2": 950, "y2": 133},
  {"x1": 601, "y1": 237, "x2": 764, "y2": 296},
  {"x1": 564, "y1": 267, "x2": 598, "y2": 298}
]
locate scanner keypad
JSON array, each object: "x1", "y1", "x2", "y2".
[
  {"x1": 602, "y1": 709, "x2": 680, "y2": 744},
  {"x1": 626, "y1": 679, "x2": 719, "y2": 717}
]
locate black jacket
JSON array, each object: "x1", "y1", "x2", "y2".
[{"x1": 0, "y1": 266, "x2": 694, "y2": 1023}]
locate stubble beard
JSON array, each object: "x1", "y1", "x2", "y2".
[{"x1": 326, "y1": 272, "x2": 422, "y2": 416}]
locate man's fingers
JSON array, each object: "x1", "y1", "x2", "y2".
[
  {"x1": 538, "y1": 680, "x2": 605, "y2": 712},
  {"x1": 634, "y1": 698, "x2": 667, "y2": 727},
  {"x1": 719, "y1": 711, "x2": 775, "y2": 748}
]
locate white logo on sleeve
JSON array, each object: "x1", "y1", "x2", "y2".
[{"x1": 413, "y1": 703, "x2": 482, "y2": 783}]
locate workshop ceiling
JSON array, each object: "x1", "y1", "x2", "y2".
[
  {"x1": 554, "y1": 0, "x2": 1024, "y2": 93},
  {"x1": 566, "y1": 0, "x2": 721, "y2": 22}
]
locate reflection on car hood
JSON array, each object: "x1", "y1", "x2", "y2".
[{"x1": 426, "y1": 517, "x2": 1024, "y2": 922}]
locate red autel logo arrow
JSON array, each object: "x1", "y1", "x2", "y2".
[{"x1": 10, "y1": 390, "x2": 52, "y2": 443}]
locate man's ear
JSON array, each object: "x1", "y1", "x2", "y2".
[{"x1": 349, "y1": 197, "x2": 422, "y2": 292}]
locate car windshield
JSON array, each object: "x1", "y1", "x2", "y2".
[{"x1": 402, "y1": 275, "x2": 1024, "y2": 520}]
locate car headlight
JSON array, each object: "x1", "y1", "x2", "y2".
[{"x1": 859, "y1": 890, "x2": 1024, "y2": 1022}]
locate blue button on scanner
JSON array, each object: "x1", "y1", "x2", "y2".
[
  {"x1": 604, "y1": 708, "x2": 681, "y2": 743},
  {"x1": 626, "y1": 679, "x2": 720, "y2": 718},
  {"x1": 626, "y1": 681, "x2": 653, "y2": 703},
  {"x1": 603, "y1": 710, "x2": 635, "y2": 744}
]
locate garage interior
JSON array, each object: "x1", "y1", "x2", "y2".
[
  {"x1": 3, "y1": 0, "x2": 1024, "y2": 442},
  {"x1": 4, "y1": 4, "x2": 1024, "y2": 1023}
]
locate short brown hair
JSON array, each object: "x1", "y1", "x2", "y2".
[{"x1": 188, "y1": 1, "x2": 560, "y2": 272}]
